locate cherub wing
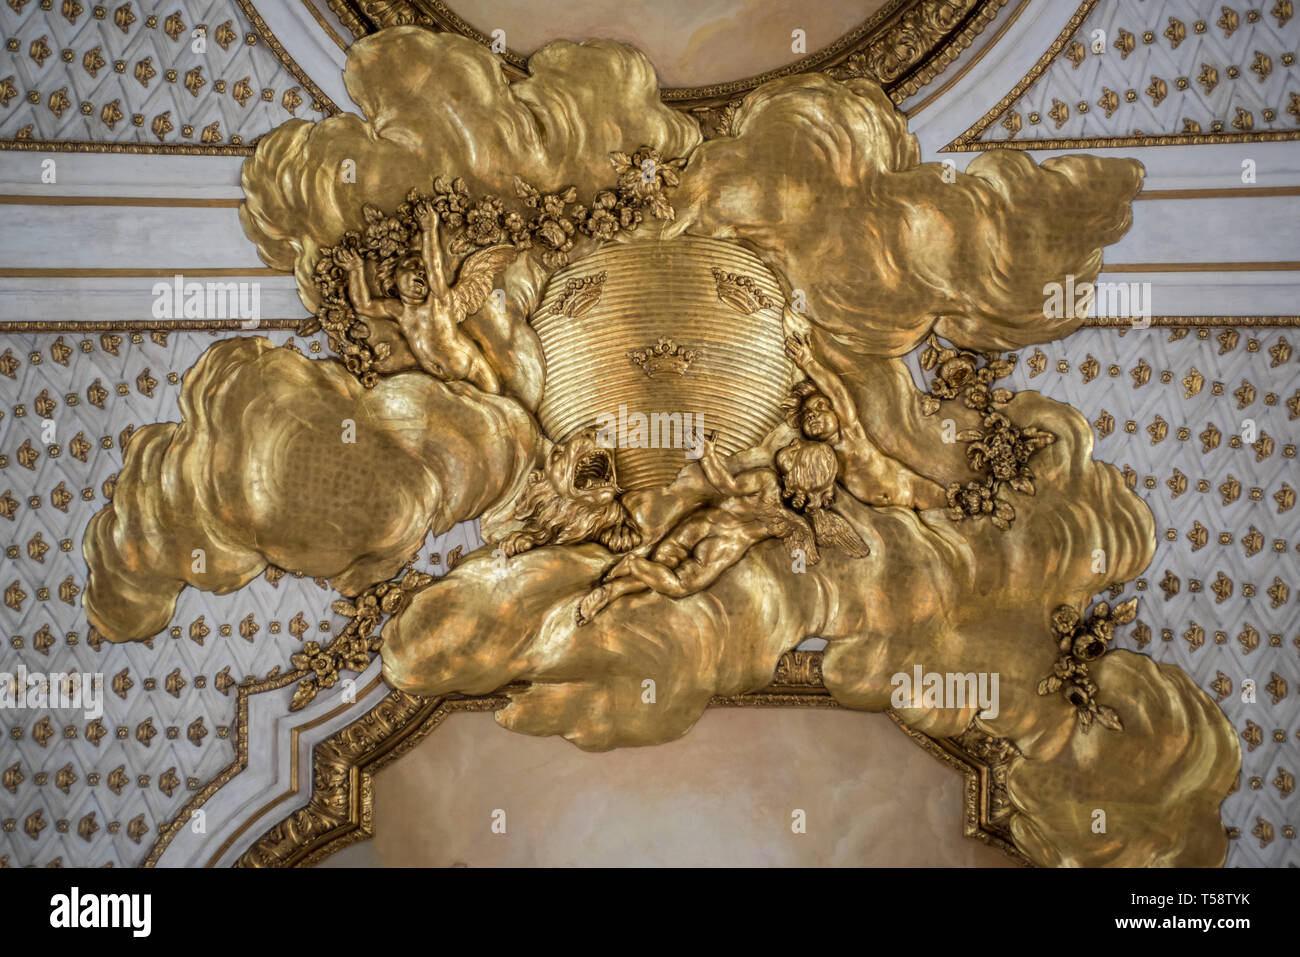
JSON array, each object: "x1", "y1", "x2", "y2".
[
  {"x1": 449, "y1": 244, "x2": 517, "y2": 320},
  {"x1": 809, "y1": 508, "x2": 871, "y2": 558},
  {"x1": 781, "y1": 513, "x2": 820, "y2": 565}
]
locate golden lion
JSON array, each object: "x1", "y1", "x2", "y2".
[{"x1": 493, "y1": 428, "x2": 642, "y2": 557}]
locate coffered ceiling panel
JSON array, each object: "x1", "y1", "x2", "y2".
[
  {"x1": 0, "y1": 0, "x2": 336, "y2": 153},
  {"x1": 948, "y1": 0, "x2": 1300, "y2": 149}
]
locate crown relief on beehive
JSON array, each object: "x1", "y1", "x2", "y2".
[
  {"x1": 711, "y1": 267, "x2": 778, "y2": 315},
  {"x1": 531, "y1": 237, "x2": 793, "y2": 489},
  {"x1": 546, "y1": 271, "x2": 607, "y2": 319},
  {"x1": 627, "y1": 337, "x2": 699, "y2": 378}
]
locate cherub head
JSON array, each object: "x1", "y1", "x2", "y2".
[
  {"x1": 379, "y1": 253, "x2": 430, "y2": 303},
  {"x1": 775, "y1": 438, "x2": 838, "y2": 512},
  {"x1": 781, "y1": 380, "x2": 840, "y2": 442}
]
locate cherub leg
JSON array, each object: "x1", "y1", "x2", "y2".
[
  {"x1": 465, "y1": 351, "x2": 502, "y2": 395},
  {"x1": 576, "y1": 576, "x2": 649, "y2": 625},
  {"x1": 578, "y1": 553, "x2": 699, "y2": 625},
  {"x1": 616, "y1": 555, "x2": 694, "y2": 598}
]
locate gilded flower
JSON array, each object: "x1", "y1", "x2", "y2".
[
  {"x1": 579, "y1": 190, "x2": 621, "y2": 240},
  {"x1": 584, "y1": 207, "x2": 619, "y2": 241},
  {"x1": 1051, "y1": 604, "x2": 1080, "y2": 635},
  {"x1": 1036, "y1": 599, "x2": 1135, "y2": 732},
  {"x1": 945, "y1": 478, "x2": 1015, "y2": 530},
  {"x1": 540, "y1": 186, "x2": 577, "y2": 219},
  {"x1": 431, "y1": 175, "x2": 470, "y2": 226},
  {"x1": 618, "y1": 205, "x2": 642, "y2": 230},
  {"x1": 535, "y1": 215, "x2": 575, "y2": 268},
  {"x1": 919, "y1": 335, "x2": 1015, "y2": 411},
  {"x1": 963, "y1": 411, "x2": 1055, "y2": 495},
  {"x1": 464, "y1": 196, "x2": 505, "y2": 246},
  {"x1": 963, "y1": 380, "x2": 1014, "y2": 412},
  {"x1": 609, "y1": 146, "x2": 682, "y2": 221},
  {"x1": 289, "y1": 641, "x2": 338, "y2": 689},
  {"x1": 361, "y1": 204, "x2": 408, "y2": 259},
  {"x1": 937, "y1": 354, "x2": 976, "y2": 393},
  {"x1": 1072, "y1": 632, "x2": 1107, "y2": 661}
]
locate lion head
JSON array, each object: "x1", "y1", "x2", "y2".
[{"x1": 494, "y1": 428, "x2": 641, "y2": 557}]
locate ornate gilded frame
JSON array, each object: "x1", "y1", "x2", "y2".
[
  {"x1": 327, "y1": 0, "x2": 1009, "y2": 129},
  {"x1": 224, "y1": 651, "x2": 1030, "y2": 867}
]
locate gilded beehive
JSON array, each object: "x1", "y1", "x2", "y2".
[{"x1": 533, "y1": 236, "x2": 795, "y2": 490}]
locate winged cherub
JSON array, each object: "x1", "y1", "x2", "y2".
[
  {"x1": 334, "y1": 201, "x2": 516, "y2": 393},
  {"x1": 576, "y1": 432, "x2": 869, "y2": 625},
  {"x1": 783, "y1": 330, "x2": 948, "y2": 510}
]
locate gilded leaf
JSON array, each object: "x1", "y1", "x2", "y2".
[
  {"x1": 1095, "y1": 705, "x2": 1124, "y2": 731},
  {"x1": 1111, "y1": 597, "x2": 1138, "y2": 625},
  {"x1": 289, "y1": 677, "x2": 318, "y2": 712},
  {"x1": 1008, "y1": 475, "x2": 1035, "y2": 495}
]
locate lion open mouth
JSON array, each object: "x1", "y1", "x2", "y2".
[{"x1": 573, "y1": 448, "x2": 616, "y2": 492}]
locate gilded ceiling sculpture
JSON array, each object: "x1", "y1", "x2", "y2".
[{"x1": 77, "y1": 26, "x2": 1241, "y2": 867}]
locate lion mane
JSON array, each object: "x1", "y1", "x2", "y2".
[{"x1": 494, "y1": 430, "x2": 641, "y2": 557}]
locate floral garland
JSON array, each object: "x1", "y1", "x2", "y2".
[
  {"x1": 287, "y1": 569, "x2": 434, "y2": 712},
  {"x1": 1036, "y1": 599, "x2": 1136, "y2": 733},
  {"x1": 920, "y1": 334, "x2": 1056, "y2": 531},
  {"x1": 918, "y1": 333, "x2": 1016, "y2": 415},
  {"x1": 304, "y1": 146, "x2": 685, "y2": 387}
]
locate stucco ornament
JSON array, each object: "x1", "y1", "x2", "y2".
[{"x1": 84, "y1": 27, "x2": 1238, "y2": 867}]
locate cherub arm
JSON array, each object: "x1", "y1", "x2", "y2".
[
  {"x1": 784, "y1": 333, "x2": 866, "y2": 440},
  {"x1": 335, "y1": 248, "x2": 400, "y2": 320},
  {"x1": 698, "y1": 432, "x2": 742, "y2": 495},
  {"x1": 415, "y1": 201, "x2": 448, "y2": 292},
  {"x1": 699, "y1": 432, "x2": 773, "y2": 498}
]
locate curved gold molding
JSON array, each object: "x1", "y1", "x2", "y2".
[
  {"x1": 237, "y1": 0, "x2": 343, "y2": 116},
  {"x1": 904, "y1": 0, "x2": 1030, "y2": 117},
  {"x1": 142, "y1": 669, "x2": 298, "y2": 867},
  {"x1": 302, "y1": 0, "x2": 351, "y2": 51},
  {"x1": 1082, "y1": 315, "x2": 1300, "y2": 328},
  {"x1": 204, "y1": 675, "x2": 386, "y2": 866},
  {"x1": 947, "y1": 130, "x2": 1300, "y2": 152},
  {"x1": 327, "y1": 0, "x2": 1008, "y2": 110},
  {"x1": 141, "y1": 667, "x2": 384, "y2": 867},
  {"x1": 232, "y1": 651, "x2": 1030, "y2": 867},
  {"x1": 941, "y1": 0, "x2": 1095, "y2": 151}
]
